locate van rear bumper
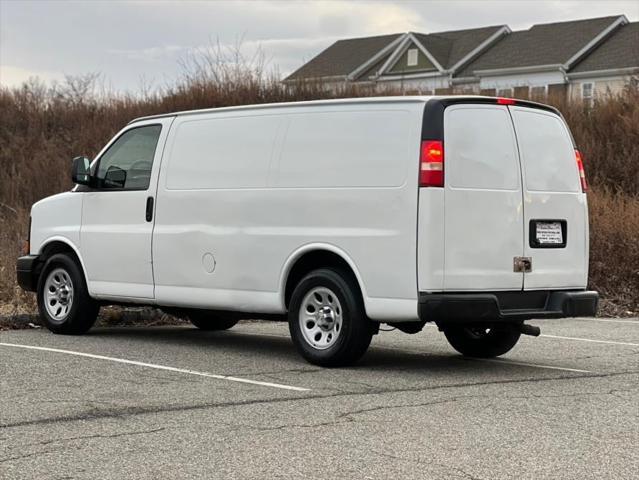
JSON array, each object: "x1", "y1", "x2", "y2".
[{"x1": 418, "y1": 290, "x2": 598, "y2": 324}]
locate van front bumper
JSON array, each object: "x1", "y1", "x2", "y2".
[
  {"x1": 16, "y1": 255, "x2": 40, "y2": 292},
  {"x1": 419, "y1": 290, "x2": 599, "y2": 324}
]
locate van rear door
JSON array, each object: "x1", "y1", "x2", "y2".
[
  {"x1": 510, "y1": 106, "x2": 589, "y2": 290},
  {"x1": 441, "y1": 104, "x2": 525, "y2": 290}
]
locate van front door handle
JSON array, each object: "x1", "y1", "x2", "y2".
[{"x1": 145, "y1": 197, "x2": 154, "y2": 222}]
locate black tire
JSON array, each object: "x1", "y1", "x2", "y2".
[
  {"x1": 187, "y1": 310, "x2": 239, "y2": 331},
  {"x1": 443, "y1": 325, "x2": 521, "y2": 358},
  {"x1": 37, "y1": 253, "x2": 99, "y2": 335},
  {"x1": 288, "y1": 268, "x2": 373, "y2": 367}
]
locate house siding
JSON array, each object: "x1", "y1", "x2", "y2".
[
  {"x1": 375, "y1": 75, "x2": 452, "y2": 93},
  {"x1": 478, "y1": 71, "x2": 566, "y2": 90},
  {"x1": 569, "y1": 75, "x2": 637, "y2": 99}
]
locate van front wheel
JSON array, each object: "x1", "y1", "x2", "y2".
[
  {"x1": 37, "y1": 253, "x2": 99, "y2": 335},
  {"x1": 443, "y1": 325, "x2": 520, "y2": 358},
  {"x1": 288, "y1": 268, "x2": 373, "y2": 367}
]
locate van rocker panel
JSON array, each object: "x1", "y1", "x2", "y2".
[{"x1": 419, "y1": 290, "x2": 598, "y2": 323}]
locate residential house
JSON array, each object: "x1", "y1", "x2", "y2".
[{"x1": 283, "y1": 15, "x2": 638, "y2": 102}]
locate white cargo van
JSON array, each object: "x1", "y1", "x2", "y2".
[{"x1": 17, "y1": 96, "x2": 598, "y2": 366}]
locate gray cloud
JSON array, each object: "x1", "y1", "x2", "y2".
[{"x1": 1, "y1": 0, "x2": 637, "y2": 91}]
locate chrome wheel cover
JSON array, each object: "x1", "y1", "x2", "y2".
[
  {"x1": 298, "y1": 287, "x2": 343, "y2": 350},
  {"x1": 43, "y1": 268, "x2": 74, "y2": 323}
]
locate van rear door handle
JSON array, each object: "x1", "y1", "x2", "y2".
[{"x1": 145, "y1": 197, "x2": 154, "y2": 222}]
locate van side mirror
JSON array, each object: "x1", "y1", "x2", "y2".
[{"x1": 71, "y1": 156, "x2": 91, "y2": 185}]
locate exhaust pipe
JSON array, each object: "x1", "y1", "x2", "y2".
[{"x1": 518, "y1": 323, "x2": 541, "y2": 337}]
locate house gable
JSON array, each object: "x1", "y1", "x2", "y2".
[{"x1": 387, "y1": 41, "x2": 438, "y2": 74}]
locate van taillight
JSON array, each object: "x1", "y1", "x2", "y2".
[
  {"x1": 420, "y1": 140, "x2": 444, "y2": 187},
  {"x1": 575, "y1": 149, "x2": 588, "y2": 192}
]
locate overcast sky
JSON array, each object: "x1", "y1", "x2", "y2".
[{"x1": 1, "y1": 0, "x2": 637, "y2": 91}]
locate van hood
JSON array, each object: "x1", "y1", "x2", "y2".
[{"x1": 32, "y1": 191, "x2": 77, "y2": 210}]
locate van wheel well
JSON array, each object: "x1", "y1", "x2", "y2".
[
  {"x1": 284, "y1": 250, "x2": 361, "y2": 309},
  {"x1": 38, "y1": 242, "x2": 84, "y2": 281}
]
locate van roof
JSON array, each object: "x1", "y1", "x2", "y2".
[
  {"x1": 128, "y1": 95, "x2": 556, "y2": 124},
  {"x1": 128, "y1": 96, "x2": 437, "y2": 124}
]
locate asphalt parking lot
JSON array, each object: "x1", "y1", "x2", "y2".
[{"x1": 1, "y1": 317, "x2": 638, "y2": 479}]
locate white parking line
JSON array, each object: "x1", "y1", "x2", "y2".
[
  {"x1": 572, "y1": 318, "x2": 639, "y2": 325},
  {"x1": 540, "y1": 334, "x2": 639, "y2": 347},
  {"x1": 373, "y1": 344, "x2": 592, "y2": 373},
  {"x1": 474, "y1": 358, "x2": 592, "y2": 373},
  {"x1": 0, "y1": 342, "x2": 310, "y2": 392},
  {"x1": 425, "y1": 322, "x2": 638, "y2": 347}
]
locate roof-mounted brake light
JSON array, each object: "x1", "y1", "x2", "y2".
[{"x1": 497, "y1": 97, "x2": 516, "y2": 105}]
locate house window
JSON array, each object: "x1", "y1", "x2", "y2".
[
  {"x1": 407, "y1": 48, "x2": 418, "y2": 67},
  {"x1": 530, "y1": 86, "x2": 547, "y2": 99},
  {"x1": 582, "y1": 82, "x2": 594, "y2": 106},
  {"x1": 497, "y1": 88, "x2": 513, "y2": 97}
]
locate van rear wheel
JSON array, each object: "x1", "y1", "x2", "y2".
[
  {"x1": 187, "y1": 311, "x2": 239, "y2": 331},
  {"x1": 37, "y1": 253, "x2": 99, "y2": 335},
  {"x1": 443, "y1": 325, "x2": 520, "y2": 358},
  {"x1": 288, "y1": 268, "x2": 373, "y2": 367}
]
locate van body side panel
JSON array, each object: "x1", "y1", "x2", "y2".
[
  {"x1": 511, "y1": 107, "x2": 589, "y2": 289},
  {"x1": 153, "y1": 104, "x2": 423, "y2": 320}
]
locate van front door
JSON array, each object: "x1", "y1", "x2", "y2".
[
  {"x1": 442, "y1": 104, "x2": 524, "y2": 290},
  {"x1": 80, "y1": 118, "x2": 172, "y2": 299}
]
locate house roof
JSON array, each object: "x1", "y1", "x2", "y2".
[
  {"x1": 284, "y1": 25, "x2": 506, "y2": 81},
  {"x1": 570, "y1": 22, "x2": 639, "y2": 73},
  {"x1": 284, "y1": 15, "x2": 635, "y2": 83},
  {"x1": 284, "y1": 33, "x2": 402, "y2": 81},
  {"x1": 457, "y1": 16, "x2": 624, "y2": 77},
  {"x1": 412, "y1": 25, "x2": 507, "y2": 70}
]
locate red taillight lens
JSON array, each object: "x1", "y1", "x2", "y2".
[
  {"x1": 420, "y1": 140, "x2": 444, "y2": 187},
  {"x1": 575, "y1": 149, "x2": 588, "y2": 192},
  {"x1": 497, "y1": 97, "x2": 516, "y2": 105}
]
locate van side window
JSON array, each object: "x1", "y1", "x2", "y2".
[{"x1": 94, "y1": 125, "x2": 162, "y2": 190}]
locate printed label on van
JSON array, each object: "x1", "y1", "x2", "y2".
[{"x1": 535, "y1": 222, "x2": 563, "y2": 244}]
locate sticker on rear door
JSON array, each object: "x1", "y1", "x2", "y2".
[
  {"x1": 536, "y1": 222, "x2": 562, "y2": 244},
  {"x1": 530, "y1": 220, "x2": 566, "y2": 248}
]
